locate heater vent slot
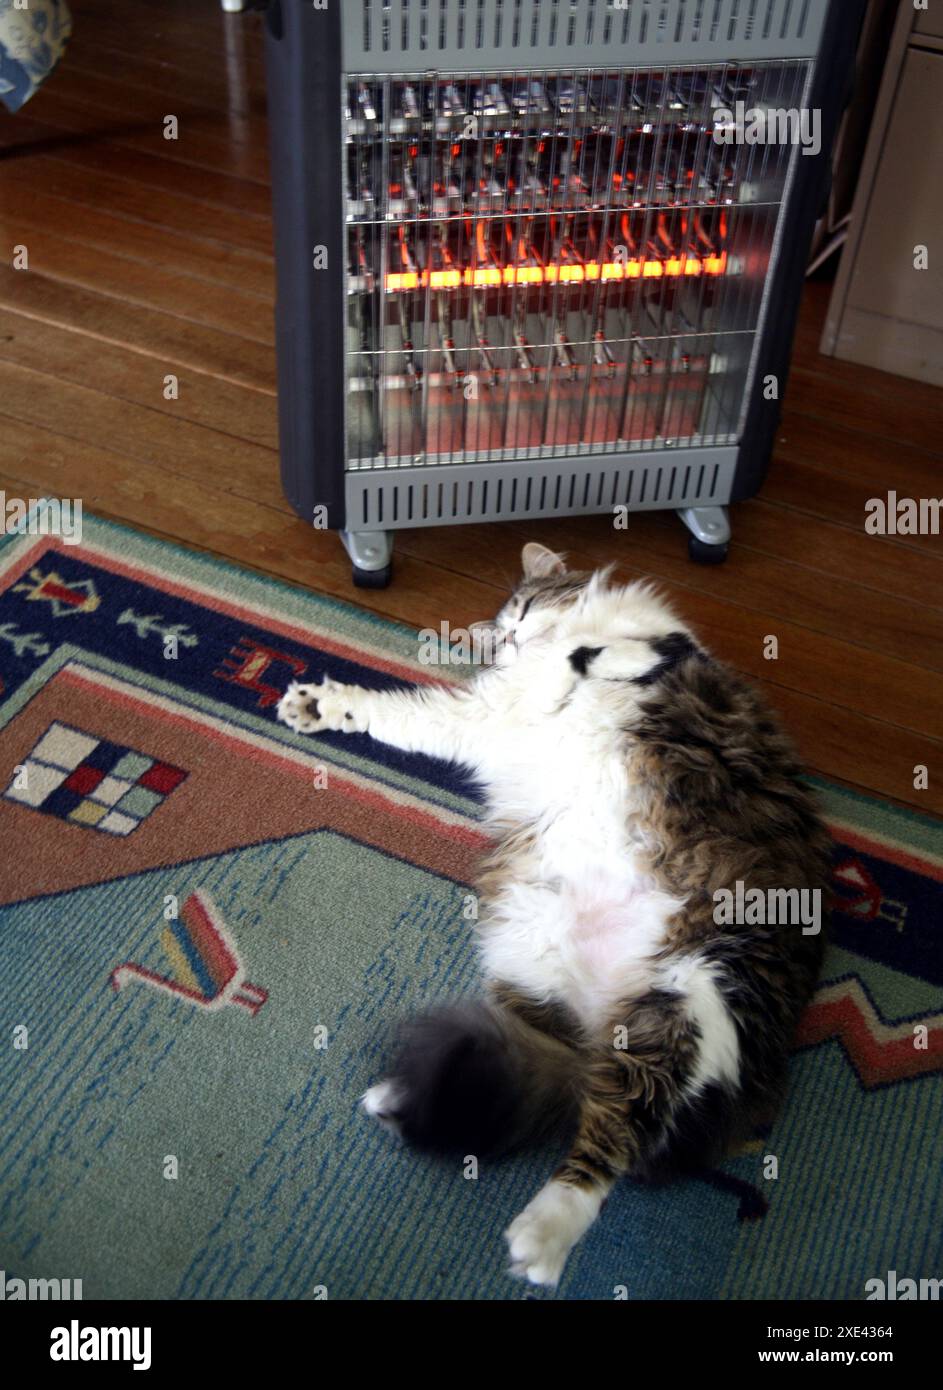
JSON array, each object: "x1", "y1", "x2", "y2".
[
  {"x1": 349, "y1": 449, "x2": 736, "y2": 529},
  {"x1": 348, "y1": 1, "x2": 824, "y2": 71}
]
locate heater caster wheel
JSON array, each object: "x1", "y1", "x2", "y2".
[
  {"x1": 688, "y1": 536, "x2": 729, "y2": 565},
  {"x1": 341, "y1": 531, "x2": 393, "y2": 589},
  {"x1": 677, "y1": 506, "x2": 730, "y2": 564},
  {"x1": 352, "y1": 562, "x2": 392, "y2": 589}
]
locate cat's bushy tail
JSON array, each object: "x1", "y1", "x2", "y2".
[{"x1": 377, "y1": 1000, "x2": 582, "y2": 1157}]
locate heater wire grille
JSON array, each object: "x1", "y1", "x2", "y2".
[{"x1": 343, "y1": 56, "x2": 810, "y2": 473}]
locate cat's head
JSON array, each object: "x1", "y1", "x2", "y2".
[
  {"x1": 486, "y1": 543, "x2": 685, "y2": 668},
  {"x1": 492, "y1": 543, "x2": 592, "y2": 652}
]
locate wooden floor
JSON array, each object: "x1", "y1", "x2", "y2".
[{"x1": 1, "y1": 0, "x2": 940, "y2": 814}]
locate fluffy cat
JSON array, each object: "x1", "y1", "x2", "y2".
[{"x1": 276, "y1": 542, "x2": 830, "y2": 1288}]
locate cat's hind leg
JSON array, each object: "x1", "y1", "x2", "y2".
[
  {"x1": 506, "y1": 974, "x2": 737, "y2": 1287},
  {"x1": 505, "y1": 1050, "x2": 630, "y2": 1287}
]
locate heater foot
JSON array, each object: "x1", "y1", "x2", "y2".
[
  {"x1": 687, "y1": 536, "x2": 729, "y2": 565},
  {"x1": 341, "y1": 530, "x2": 393, "y2": 589},
  {"x1": 677, "y1": 506, "x2": 730, "y2": 564},
  {"x1": 352, "y1": 563, "x2": 393, "y2": 589}
]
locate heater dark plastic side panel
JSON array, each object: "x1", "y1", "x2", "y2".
[
  {"x1": 731, "y1": 0, "x2": 868, "y2": 503},
  {"x1": 265, "y1": 0, "x2": 346, "y2": 530}
]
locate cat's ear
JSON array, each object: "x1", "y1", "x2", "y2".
[{"x1": 521, "y1": 542, "x2": 566, "y2": 580}]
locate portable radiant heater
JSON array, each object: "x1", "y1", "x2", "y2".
[{"x1": 263, "y1": 0, "x2": 862, "y2": 586}]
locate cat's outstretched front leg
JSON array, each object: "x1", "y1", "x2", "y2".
[{"x1": 276, "y1": 676, "x2": 486, "y2": 766}]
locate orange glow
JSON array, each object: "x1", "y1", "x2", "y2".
[
  {"x1": 475, "y1": 220, "x2": 489, "y2": 262},
  {"x1": 384, "y1": 252, "x2": 726, "y2": 293},
  {"x1": 502, "y1": 265, "x2": 545, "y2": 285},
  {"x1": 428, "y1": 269, "x2": 464, "y2": 289},
  {"x1": 545, "y1": 263, "x2": 586, "y2": 283},
  {"x1": 398, "y1": 225, "x2": 411, "y2": 269},
  {"x1": 469, "y1": 266, "x2": 503, "y2": 286}
]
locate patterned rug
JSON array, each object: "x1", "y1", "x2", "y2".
[{"x1": 0, "y1": 515, "x2": 940, "y2": 1301}]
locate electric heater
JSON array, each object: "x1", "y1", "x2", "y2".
[{"x1": 263, "y1": 0, "x2": 863, "y2": 586}]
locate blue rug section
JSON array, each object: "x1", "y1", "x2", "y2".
[
  {"x1": 0, "y1": 831, "x2": 753, "y2": 1300},
  {"x1": 830, "y1": 844, "x2": 942, "y2": 986},
  {"x1": 722, "y1": 1045, "x2": 943, "y2": 1300}
]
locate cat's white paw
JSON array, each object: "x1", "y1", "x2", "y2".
[
  {"x1": 361, "y1": 1079, "x2": 404, "y2": 1136},
  {"x1": 276, "y1": 679, "x2": 366, "y2": 735},
  {"x1": 505, "y1": 1181, "x2": 601, "y2": 1288}
]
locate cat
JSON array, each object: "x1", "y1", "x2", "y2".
[{"x1": 276, "y1": 542, "x2": 830, "y2": 1288}]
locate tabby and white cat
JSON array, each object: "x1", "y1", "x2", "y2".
[{"x1": 276, "y1": 543, "x2": 829, "y2": 1288}]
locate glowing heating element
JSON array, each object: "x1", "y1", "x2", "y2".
[{"x1": 385, "y1": 253, "x2": 727, "y2": 293}]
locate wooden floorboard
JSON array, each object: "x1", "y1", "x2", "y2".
[
  {"x1": 0, "y1": 117, "x2": 274, "y2": 220},
  {"x1": 0, "y1": 180, "x2": 273, "y2": 295},
  {"x1": 0, "y1": 0, "x2": 940, "y2": 819},
  {"x1": 0, "y1": 268, "x2": 276, "y2": 390},
  {"x1": 0, "y1": 155, "x2": 272, "y2": 249},
  {"x1": 0, "y1": 308, "x2": 277, "y2": 445}
]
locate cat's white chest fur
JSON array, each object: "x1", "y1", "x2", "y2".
[{"x1": 477, "y1": 746, "x2": 683, "y2": 1029}]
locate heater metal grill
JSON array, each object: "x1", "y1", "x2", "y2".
[{"x1": 344, "y1": 58, "x2": 810, "y2": 473}]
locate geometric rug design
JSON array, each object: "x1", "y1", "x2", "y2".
[
  {"x1": 111, "y1": 889, "x2": 269, "y2": 1015},
  {"x1": 0, "y1": 514, "x2": 940, "y2": 1300},
  {"x1": 3, "y1": 719, "x2": 186, "y2": 836}
]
